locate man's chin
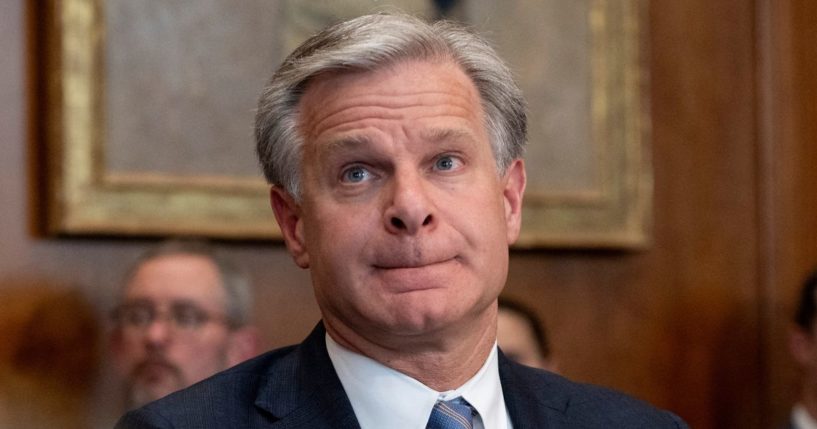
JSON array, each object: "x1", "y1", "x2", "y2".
[
  {"x1": 126, "y1": 383, "x2": 176, "y2": 409},
  {"x1": 126, "y1": 375, "x2": 184, "y2": 409}
]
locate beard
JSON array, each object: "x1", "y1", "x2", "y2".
[{"x1": 124, "y1": 355, "x2": 185, "y2": 410}]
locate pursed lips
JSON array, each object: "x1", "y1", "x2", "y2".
[
  {"x1": 372, "y1": 255, "x2": 458, "y2": 270},
  {"x1": 370, "y1": 256, "x2": 460, "y2": 292},
  {"x1": 367, "y1": 246, "x2": 462, "y2": 293}
]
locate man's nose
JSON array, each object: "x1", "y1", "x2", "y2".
[
  {"x1": 383, "y1": 171, "x2": 436, "y2": 235},
  {"x1": 143, "y1": 315, "x2": 173, "y2": 346}
]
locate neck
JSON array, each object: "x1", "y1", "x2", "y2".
[{"x1": 324, "y1": 307, "x2": 497, "y2": 391}]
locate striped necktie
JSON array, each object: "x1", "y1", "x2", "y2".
[{"x1": 426, "y1": 397, "x2": 475, "y2": 429}]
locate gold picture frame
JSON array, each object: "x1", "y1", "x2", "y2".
[{"x1": 37, "y1": 0, "x2": 650, "y2": 248}]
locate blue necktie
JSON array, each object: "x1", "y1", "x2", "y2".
[{"x1": 426, "y1": 398, "x2": 475, "y2": 429}]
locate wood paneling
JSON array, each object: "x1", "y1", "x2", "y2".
[
  {"x1": 650, "y1": 2, "x2": 759, "y2": 425},
  {"x1": 759, "y1": 0, "x2": 817, "y2": 426},
  {"x1": 505, "y1": 2, "x2": 763, "y2": 428},
  {"x1": 505, "y1": 1, "x2": 815, "y2": 428}
]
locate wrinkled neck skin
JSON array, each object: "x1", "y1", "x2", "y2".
[{"x1": 324, "y1": 304, "x2": 498, "y2": 392}]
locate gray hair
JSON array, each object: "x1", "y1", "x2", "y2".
[
  {"x1": 121, "y1": 239, "x2": 253, "y2": 328},
  {"x1": 255, "y1": 12, "x2": 527, "y2": 199}
]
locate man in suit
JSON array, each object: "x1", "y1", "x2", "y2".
[
  {"x1": 787, "y1": 268, "x2": 817, "y2": 429},
  {"x1": 117, "y1": 13, "x2": 687, "y2": 428},
  {"x1": 110, "y1": 239, "x2": 259, "y2": 410}
]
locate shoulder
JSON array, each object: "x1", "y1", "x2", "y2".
[
  {"x1": 554, "y1": 376, "x2": 687, "y2": 428},
  {"x1": 501, "y1": 360, "x2": 688, "y2": 428},
  {"x1": 115, "y1": 344, "x2": 300, "y2": 429}
]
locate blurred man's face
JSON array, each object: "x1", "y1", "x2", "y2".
[
  {"x1": 110, "y1": 254, "x2": 234, "y2": 408},
  {"x1": 497, "y1": 308, "x2": 555, "y2": 371},
  {"x1": 271, "y1": 59, "x2": 526, "y2": 348},
  {"x1": 790, "y1": 321, "x2": 817, "y2": 391}
]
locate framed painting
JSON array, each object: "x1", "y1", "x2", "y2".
[{"x1": 36, "y1": 0, "x2": 650, "y2": 248}]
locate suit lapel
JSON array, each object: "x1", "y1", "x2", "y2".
[
  {"x1": 254, "y1": 322, "x2": 361, "y2": 429},
  {"x1": 251, "y1": 326, "x2": 572, "y2": 428},
  {"x1": 499, "y1": 349, "x2": 570, "y2": 429}
]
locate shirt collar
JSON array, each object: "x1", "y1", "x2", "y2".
[
  {"x1": 793, "y1": 403, "x2": 817, "y2": 429},
  {"x1": 325, "y1": 334, "x2": 510, "y2": 429}
]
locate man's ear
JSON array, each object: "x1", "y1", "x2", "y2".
[
  {"x1": 269, "y1": 187, "x2": 309, "y2": 268},
  {"x1": 502, "y1": 159, "x2": 526, "y2": 244},
  {"x1": 226, "y1": 326, "x2": 261, "y2": 367}
]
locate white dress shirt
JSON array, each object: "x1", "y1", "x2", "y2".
[
  {"x1": 793, "y1": 403, "x2": 817, "y2": 429},
  {"x1": 326, "y1": 334, "x2": 513, "y2": 429}
]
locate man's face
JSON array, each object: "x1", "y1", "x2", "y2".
[
  {"x1": 110, "y1": 254, "x2": 234, "y2": 408},
  {"x1": 497, "y1": 308, "x2": 554, "y2": 371},
  {"x1": 273, "y1": 59, "x2": 525, "y2": 344},
  {"x1": 791, "y1": 319, "x2": 817, "y2": 390}
]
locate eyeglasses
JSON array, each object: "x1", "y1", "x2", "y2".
[{"x1": 111, "y1": 301, "x2": 232, "y2": 334}]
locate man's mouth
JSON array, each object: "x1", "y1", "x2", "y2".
[
  {"x1": 370, "y1": 256, "x2": 461, "y2": 293},
  {"x1": 372, "y1": 253, "x2": 458, "y2": 270},
  {"x1": 132, "y1": 358, "x2": 179, "y2": 382}
]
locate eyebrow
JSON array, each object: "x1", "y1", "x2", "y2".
[
  {"x1": 420, "y1": 128, "x2": 478, "y2": 147},
  {"x1": 322, "y1": 135, "x2": 374, "y2": 155},
  {"x1": 318, "y1": 127, "x2": 478, "y2": 161},
  {"x1": 315, "y1": 135, "x2": 379, "y2": 167}
]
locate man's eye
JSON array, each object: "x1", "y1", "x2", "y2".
[
  {"x1": 124, "y1": 308, "x2": 153, "y2": 327},
  {"x1": 341, "y1": 166, "x2": 371, "y2": 183},
  {"x1": 435, "y1": 155, "x2": 460, "y2": 171},
  {"x1": 173, "y1": 307, "x2": 206, "y2": 328}
]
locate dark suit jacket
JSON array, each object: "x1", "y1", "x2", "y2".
[{"x1": 116, "y1": 322, "x2": 687, "y2": 428}]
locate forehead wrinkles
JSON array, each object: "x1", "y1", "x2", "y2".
[
  {"x1": 300, "y1": 89, "x2": 481, "y2": 143},
  {"x1": 297, "y1": 61, "x2": 484, "y2": 142}
]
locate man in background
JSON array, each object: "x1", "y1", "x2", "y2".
[
  {"x1": 788, "y1": 268, "x2": 817, "y2": 428},
  {"x1": 497, "y1": 297, "x2": 558, "y2": 372},
  {"x1": 109, "y1": 239, "x2": 259, "y2": 409}
]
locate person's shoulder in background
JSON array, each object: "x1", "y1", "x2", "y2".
[{"x1": 115, "y1": 343, "x2": 299, "y2": 429}]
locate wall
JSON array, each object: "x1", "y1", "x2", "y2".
[
  {"x1": 1, "y1": 1, "x2": 815, "y2": 428},
  {"x1": 759, "y1": 0, "x2": 817, "y2": 426}
]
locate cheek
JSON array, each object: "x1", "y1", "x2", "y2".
[
  {"x1": 112, "y1": 336, "x2": 142, "y2": 369},
  {"x1": 306, "y1": 210, "x2": 381, "y2": 304},
  {"x1": 175, "y1": 337, "x2": 228, "y2": 370},
  {"x1": 451, "y1": 193, "x2": 508, "y2": 244},
  {"x1": 307, "y1": 203, "x2": 377, "y2": 261}
]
